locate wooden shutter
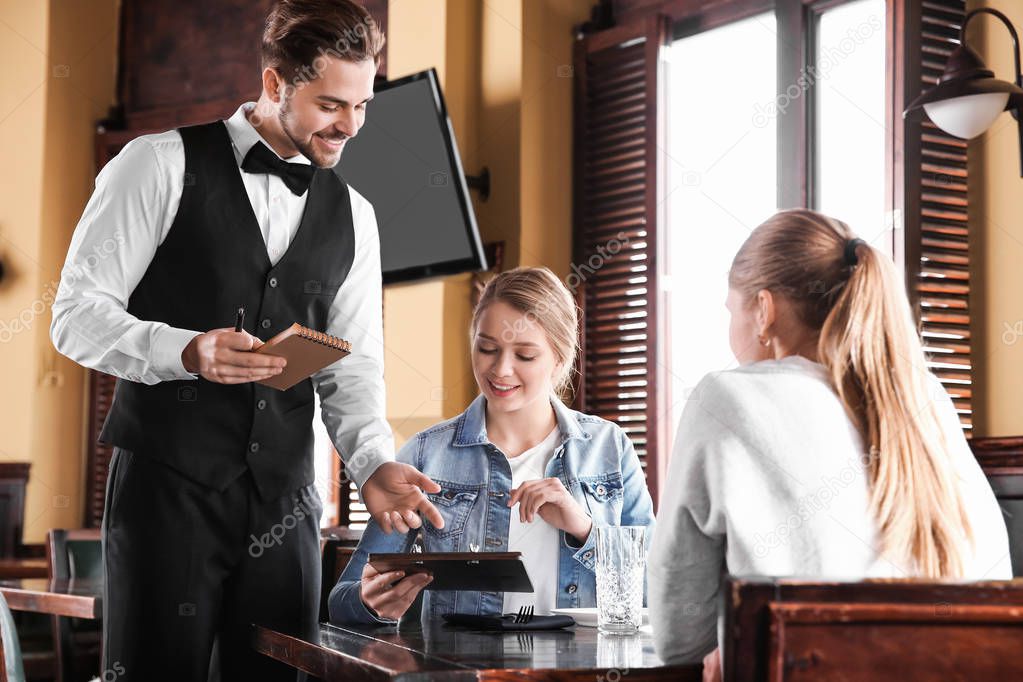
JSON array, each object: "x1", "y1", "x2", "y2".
[
  {"x1": 573, "y1": 16, "x2": 669, "y2": 506},
  {"x1": 898, "y1": 0, "x2": 973, "y2": 434},
  {"x1": 339, "y1": 481, "x2": 370, "y2": 529},
  {"x1": 85, "y1": 372, "x2": 117, "y2": 527}
]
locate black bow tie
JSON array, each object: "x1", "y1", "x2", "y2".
[{"x1": 241, "y1": 142, "x2": 316, "y2": 196}]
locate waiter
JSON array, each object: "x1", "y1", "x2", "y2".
[{"x1": 49, "y1": 1, "x2": 441, "y2": 679}]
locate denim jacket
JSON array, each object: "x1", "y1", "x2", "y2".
[{"x1": 328, "y1": 394, "x2": 656, "y2": 626}]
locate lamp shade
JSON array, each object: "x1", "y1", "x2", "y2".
[
  {"x1": 923, "y1": 92, "x2": 1011, "y2": 139},
  {"x1": 904, "y1": 43, "x2": 1023, "y2": 138}
]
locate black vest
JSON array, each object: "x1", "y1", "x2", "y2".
[{"x1": 100, "y1": 121, "x2": 356, "y2": 500}]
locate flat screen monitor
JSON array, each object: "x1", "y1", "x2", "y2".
[{"x1": 336, "y1": 69, "x2": 487, "y2": 284}]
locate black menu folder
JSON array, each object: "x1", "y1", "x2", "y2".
[{"x1": 368, "y1": 552, "x2": 534, "y2": 593}]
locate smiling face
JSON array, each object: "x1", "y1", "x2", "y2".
[
  {"x1": 273, "y1": 56, "x2": 376, "y2": 168},
  {"x1": 472, "y1": 301, "x2": 563, "y2": 415}
]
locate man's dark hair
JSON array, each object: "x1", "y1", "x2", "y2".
[{"x1": 262, "y1": 0, "x2": 385, "y2": 83}]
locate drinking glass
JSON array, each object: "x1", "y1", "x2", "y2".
[{"x1": 594, "y1": 525, "x2": 646, "y2": 634}]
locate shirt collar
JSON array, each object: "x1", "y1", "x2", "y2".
[
  {"x1": 223, "y1": 102, "x2": 312, "y2": 167},
  {"x1": 453, "y1": 393, "x2": 589, "y2": 447}
]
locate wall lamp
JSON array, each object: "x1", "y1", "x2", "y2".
[{"x1": 904, "y1": 8, "x2": 1023, "y2": 175}]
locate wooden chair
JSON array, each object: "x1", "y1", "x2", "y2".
[
  {"x1": 46, "y1": 530, "x2": 101, "y2": 682},
  {"x1": 722, "y1": 575, "x2": 1023, "y2": 681},
  {"x1": 0, "y1": 464, "x2": 31, "y2": 560}
]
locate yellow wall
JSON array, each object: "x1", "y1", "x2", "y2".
[
  {"x1": 0, "y1": 0, "x2": 587, "y2": 542},
  {"x1": 520, "y1": 0, "x2": 588, "y2": 275},
  {"x1": 0, "y1": 0, "x2": 119, "y2": 541},
  {"x1": 968, "y1": 0, "x2": 1023, "y2": 437},
  {"x1": 384, "y1": 0, "x2": 588, "y2": 446}
]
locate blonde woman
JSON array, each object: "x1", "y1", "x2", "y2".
[
  {"x1": 648, "y1": 209, "x2": 1011, "y2": 673},
  {"x1": 330, "y1": 267, "x2": 655, "y2": 624}
]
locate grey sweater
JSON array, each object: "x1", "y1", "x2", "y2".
[{"x1": 648, "y1": 355, "x2": 1012, "y2": 664}]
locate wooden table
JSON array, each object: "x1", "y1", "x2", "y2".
[
  {"x1": 0, "y1": 579, "x2": 102, "y2": 619},
  {"x1": 253, "y1": 620, "x2": 702, "y2": 680}
]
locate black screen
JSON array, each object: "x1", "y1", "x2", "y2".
[{"x1": 336, "y1": 71, "x2": 485, "y2": 283}]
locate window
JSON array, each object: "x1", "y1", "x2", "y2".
[
  {"x1": 663, "y1": 2, "x2": 887, "y2": 448},
  {"x1": 665, "y1": 12, "x2": 779, "y2": 437},
  {"x1": 573, "y1": 0, "x2": 972, "y2": 503},
  {"x1": 813, "y1": 0, "x2": 887, "y2": 242}
]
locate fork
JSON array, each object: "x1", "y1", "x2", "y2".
[{"x1": 513, "y1": 605, "x2": 534, "y2": 624}]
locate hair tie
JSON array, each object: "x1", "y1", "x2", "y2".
[{"x1": 843, "y1": 238, "x2": 866, "y2": 267}]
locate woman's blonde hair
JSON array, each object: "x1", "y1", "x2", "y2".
[
  {"x1": 471, "y1": 267, "x2": 579, "y2": 400},
  {"x1": 729, "y1": 208, "x2": 972, "y2": 578}
]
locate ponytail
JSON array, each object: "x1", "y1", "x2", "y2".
[
  {"x1": 818, "y1": 242, "x2": 972, "y2": 578},
  {"x1": 730, "y1": 209, "x2": 972, "y2": 577}
]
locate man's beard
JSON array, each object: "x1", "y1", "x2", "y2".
[{"x1": 279, "y1": 98, "x2": 343, "y2": 169}]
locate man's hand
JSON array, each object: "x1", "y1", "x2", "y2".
[
  {"x1": 181, "y1": 327, "x2": 286, "y2": 384},
  {"x1": 362, "y1": 462, "x2": 444, "y2": 534}
]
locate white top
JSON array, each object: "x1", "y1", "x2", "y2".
[
  {"x1": 648, "y1": 355, "x2": 1012, "y2": 664},
  {"x1": 49, "y1": 102, "x2": 393, "y2": 487},
  {"x1": 503, "y1": 426, "x2": 562, "y2": 615}
]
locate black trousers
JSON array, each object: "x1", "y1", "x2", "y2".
[{"x1": 101, "y1": 447, "x2": 322, "y2": 681}]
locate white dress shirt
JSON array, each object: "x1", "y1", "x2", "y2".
[
  {"x1": 50, "y1": 102, "x2": 393, "y2": 487},
  {"x1": 648, "y1": 355, "x2": 1012, "y2": 664}
]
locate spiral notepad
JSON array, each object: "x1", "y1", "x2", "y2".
[{"x1": 253, "y1": 323, "x2": 352, "y2": 391}]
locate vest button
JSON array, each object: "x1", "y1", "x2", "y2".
[
  {"x1": 249, "y1": 442, "x2": 260, "y2": 453},
  {"x1": 268, "y1": 277, "x2": 278, "y2": 288},
  {"x1": 256, "y1": 399, "x2": 267, "y2": 410},
  {"x1": 566, "y1": 583, "x2": 578, "y2": 594},
  {"x1": 261, "y1": 318, "x2": 271, "y2": 329}
]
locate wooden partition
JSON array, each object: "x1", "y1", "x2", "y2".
[
  {"x1": 972, "y1": 436, "x2": 1023, "y2": 576},
  {"x1": 723, "y1": 576, "x2": 1023, "y2": 681}
]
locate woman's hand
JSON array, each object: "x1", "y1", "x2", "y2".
[
  {"x1": 360, "y1": 562, "x2": 433, "y2": 621},
  {"x1": 507, "y1": 477, "x2": 592, "y2": 543},
  {"x1": 702, "y1": 647, "x2": 722, "y2": 682}
]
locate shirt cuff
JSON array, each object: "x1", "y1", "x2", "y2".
[
  {"x1": 565, "y1": 521, "x2": 600, "y2": 572},
  {"x1": 332, "y1": 581, "x2": 398, "y2": 626},
  {"x1": 344, "y1": 436, "x2": 394, "y2": 490},
  {"x1": 360, "y1": 595, "x2": 398, "y2": 626},
  {"x1": 152, "y1": 326, "x2": 203, "y2": 381}
]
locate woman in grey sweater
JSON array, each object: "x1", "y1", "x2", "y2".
[{"x1": 648, "y1": 209, "x2": 1011, "y2": 677}]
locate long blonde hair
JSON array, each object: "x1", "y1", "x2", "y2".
[
  {"x1": 471, "y1": 267, "x2": 579, "y2": 400},
  {"x1": 729, "y1": 209, "x2": 972, "y2": 578}
]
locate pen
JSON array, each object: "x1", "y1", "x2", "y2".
[{"x1": 234, "y1": 307, "x2": 245, "y2": 332}]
